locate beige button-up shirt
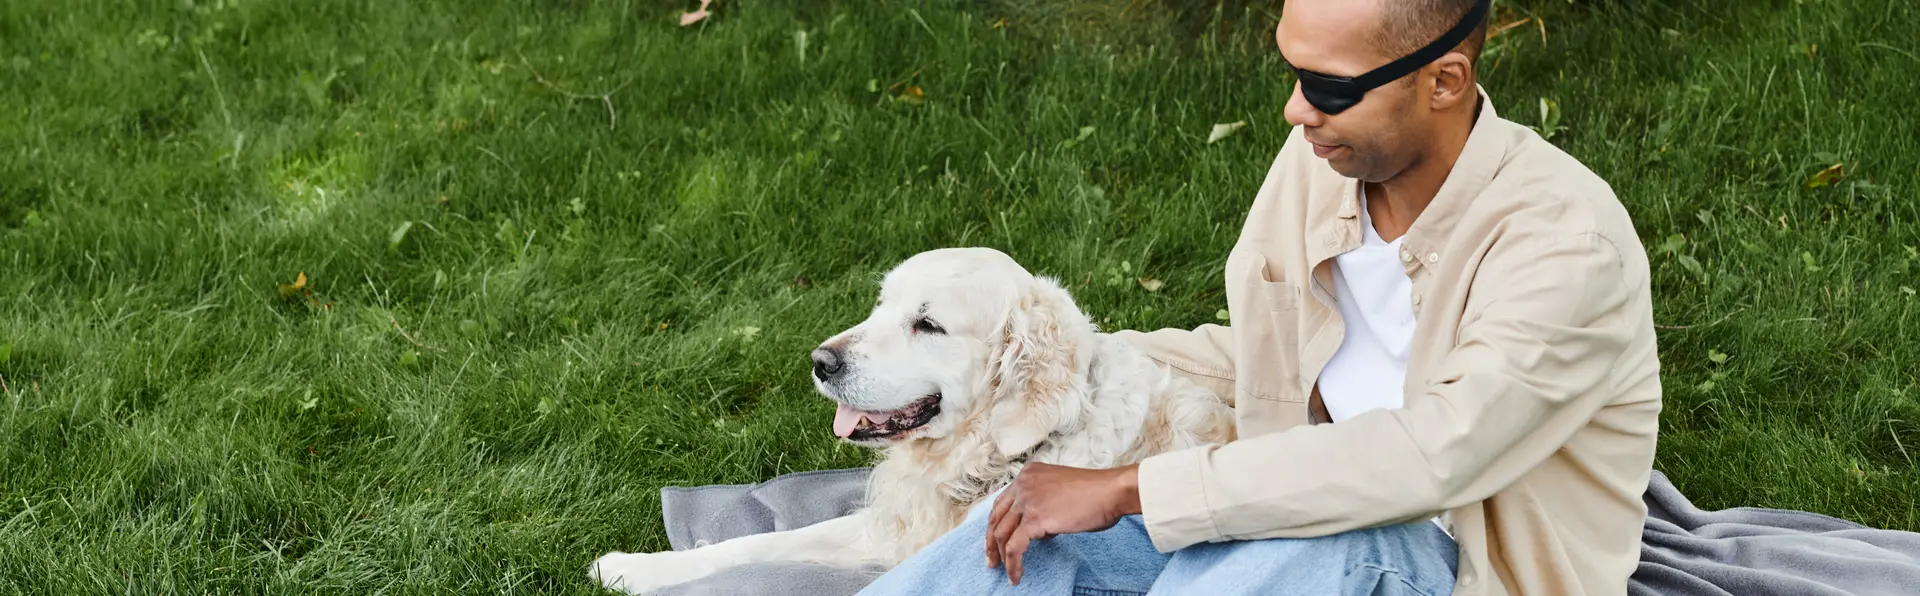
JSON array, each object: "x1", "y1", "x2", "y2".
[{"x1": 1114, "y1": 92, "x2": 1662, "y2": 596}]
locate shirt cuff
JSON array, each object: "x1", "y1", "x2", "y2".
[{"x1": 1137, "y1": 446, "x2": 1222, "y2": 552}]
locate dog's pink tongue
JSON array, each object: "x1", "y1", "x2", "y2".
[
  {"x1": 833, "y1": 404, "x2": 863, "y2": 438},
  {"x1": 832, "y1": 405, "x2": 898, "y2": 437}
]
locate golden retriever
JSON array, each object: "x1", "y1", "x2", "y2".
[{"x1": 591, "y1": 247, "x2": 1234, "y2": 594}]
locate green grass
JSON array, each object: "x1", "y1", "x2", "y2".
[{"x1": 2, "y1": 0, "x2": 1918, "y2": 592}]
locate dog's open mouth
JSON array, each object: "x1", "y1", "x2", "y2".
[{"x1": 833, "y1": 395, "x2": 942, "y2": 441}]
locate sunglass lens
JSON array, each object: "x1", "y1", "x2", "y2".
[{"x1": 1300, "y1": 81, "x2": 1358, "y2": 115}]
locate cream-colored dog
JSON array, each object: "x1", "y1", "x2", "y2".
[{"x1": 591, "y1": 247, "x2": 1234, "y2": 594}]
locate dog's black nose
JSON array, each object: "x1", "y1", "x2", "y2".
[{"x1": 811, "y1": 347, "x2": 844, "y2": 381}]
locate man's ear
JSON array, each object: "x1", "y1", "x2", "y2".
[{"x1": 1428, "y1": 52, "x2": 1475, "y2": 111}]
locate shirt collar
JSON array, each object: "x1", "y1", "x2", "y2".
[{"x1": 1398, "y1": 87, "x2": 1506, "y2": 267}]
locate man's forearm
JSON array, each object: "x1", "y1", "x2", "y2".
[{"x1": 1114, "y1": 463, "x2": 1142, "y2": 517}]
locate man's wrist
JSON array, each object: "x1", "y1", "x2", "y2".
[{"x1": 1113, "y1": 463, "x2": 1142, "y2": 516}]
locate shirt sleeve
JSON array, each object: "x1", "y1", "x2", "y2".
[{"x1": 1136, "y1": 231, "x2": 1636, "y2": 551}]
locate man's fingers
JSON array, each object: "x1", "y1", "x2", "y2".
[
  {"x1": 988, "y1": 488, "x2": 1015, "y2": 529},
  {"x1": 1003, "y1": 525, "x2": 1035, "y2": 585},
  {"x1": 984, "y1": 515, "x2": 1001, "y2": 568},
  {"x1": 985, "y1": 490, "x2": 1017, "y2": 567},
  {"x1": 987, "y1": 497, "x2": 1021, "y2": 569},
  {"x1": 984, "y1": 525, "x2": 1000, "y2": 569},
  {"x1": 989, "y1": 504, "x2": 1022, "y2": 569}
]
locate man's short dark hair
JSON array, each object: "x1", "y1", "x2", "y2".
[{"x1": 1373, "y1": 0, "x2": 1489, "y2": 68}]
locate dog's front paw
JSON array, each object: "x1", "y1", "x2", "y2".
[{"x1": 590, "y1": 550, "x2": 715, "y2": 595}]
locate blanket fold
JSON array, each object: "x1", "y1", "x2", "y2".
[
  {"x1": 649, "y1": 468, "x2": 1920, "y2": 596},
  {"x1": 1629, "y1": 470, "x2": 1920, "y2": 595}
]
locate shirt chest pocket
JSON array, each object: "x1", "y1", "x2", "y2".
[{"x1": 1226, "y1": 250, "x2": 1306, "y2": 403}]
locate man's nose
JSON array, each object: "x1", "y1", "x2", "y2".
[
  {"x1": 1284, "y1": 80, "x2": 1325, "y2": 128},
  {"x1": 810, "y1": 346, "x2": 845, "y2": 381}
]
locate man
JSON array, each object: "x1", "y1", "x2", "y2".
[{"x1": 859, "y1": 0, "x2": 1661, "y2": 593}]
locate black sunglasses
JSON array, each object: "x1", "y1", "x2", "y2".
[{"x1": 1289, "y1": 0, "x2": 1491, "y2": 115}]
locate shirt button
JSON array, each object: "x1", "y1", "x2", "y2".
[
  {"x1": 1426, "y1": 252, "x2": 1440, "y2": 264},
  {"x1": 1400, "y1": 249, "x2": 1414, "y2": 263},
  {"x1": 1461, "y1": 570, "x2": 1476, "y2": 586},
  {"x1": 1412, "y1": 293, "x2": 1423, "y2": 307}
]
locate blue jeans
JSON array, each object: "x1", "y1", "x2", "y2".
[{"x1": 858, "y1": 495, "x2": 1457, "y2": 596}]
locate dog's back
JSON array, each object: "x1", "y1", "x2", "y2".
[{"x1": 1037, "y1": 334, "x2": 1233, "y2": 469}]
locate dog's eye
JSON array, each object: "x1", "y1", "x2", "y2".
[{"x1": 913, "y1": 318, "x2": 945, "y2": 335}]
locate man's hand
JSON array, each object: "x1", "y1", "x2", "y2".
[{"x1": 984, "y1": 462, "x2": 1142, "y2": 585}]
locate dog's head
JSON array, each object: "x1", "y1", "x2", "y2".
[{"x1": 810, "y1": 247, "x2": 1093, "y2": 456}]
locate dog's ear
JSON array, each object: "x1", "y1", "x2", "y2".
[{"x1": 986, "y1": 276, "x2": 1093, "y2": 458}]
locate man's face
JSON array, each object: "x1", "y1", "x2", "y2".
[{"x1": 1277, "y1": 0, "x2": 1432, "y2": 182}]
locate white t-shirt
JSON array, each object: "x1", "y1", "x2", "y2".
[
  {"x1": 1321, "y1": 187, "x2": 1416, "y2": 423},
  {"x1": 1321, "y1": 186, "x2": 1453, "y2": 538}
]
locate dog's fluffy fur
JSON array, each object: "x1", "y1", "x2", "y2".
[{"x1": 591, "y1": 247, "x2": 1234, "y2": 594}]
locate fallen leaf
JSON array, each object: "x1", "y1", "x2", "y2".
[
  {"x1": 1215, "y1": 309, "x2": 1231, "y2": 321},
  {"x1": 897, "y1": 85, "x2": 927, "y2": 106},
  {"x1": 399, "y1": 350, "x2": 420, "y2": 366},
  {"x1": 1805, "y1": 163, "x2": 1845, "y2": 189},
  {"x1": 794, "y1": 276, "x2": 812, "y2": 289},
  {"x1": 1207, "y1": 121, "x2": 1248, "y2": 144},
  {"x1": 1708, "y1": 349, "x2": 1730, "y2": 364},
  {"x1": 278, "y1": 272, "x2": 309, "y2": 299},
  {"x1": 1532, "y1": 98, "x2": 1565, "y2": 141},
  {"x1": 1137, "y1": 278, "x2": 1164, "y2": 292},
  {"x1": 1059, "y1": 125, "x2": 1097, "y2": 149},
  {"x1": 388, "y1": 221, "x2": 414, "y2": 254},
  {"x1": 734, "y1": 326, "x2": 761, "y2": 340},
  {"x1": 1901, "y1": 286, "x2": 1915, "y2": 297},
  {"x1": 679, "y1": 0, "x2": 713, "y2": 26},
  {"x1": 1676, "y1": 254, "x2": 1704, "y2": 278},
  {"x1": 536, "y1": 397, "x2": 556, "y2": 415},
  {"x1": 1656, "y1": 233, "x2": 1685, "y2": 255},
  {"x1": 1802, "y1": 252, "x2": 1821, "y2": 272}
]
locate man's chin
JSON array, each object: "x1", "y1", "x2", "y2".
[{"x1": 1324, "y1": 156, "x2": 1367, "y2": 179}]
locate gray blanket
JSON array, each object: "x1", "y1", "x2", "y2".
[{"x1": 652, "y1": 468, "x2": 1920, "y2": 596}]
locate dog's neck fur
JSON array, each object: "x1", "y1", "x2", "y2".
[{"x1": 856, "y1": 333, "x2": 1113, "y2": 563}]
